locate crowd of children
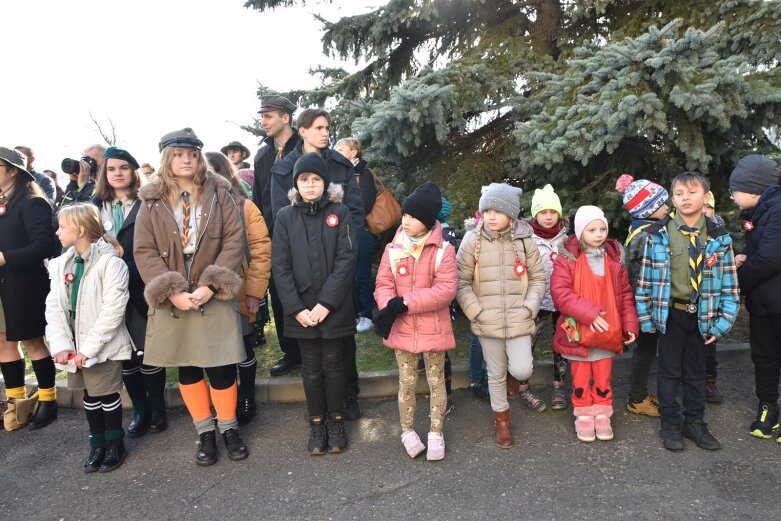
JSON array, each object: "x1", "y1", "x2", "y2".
[{"x1": 1, "y1": 135, "x2": 780, "y2": 470}]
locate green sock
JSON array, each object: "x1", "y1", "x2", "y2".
[
  {"x1": 104, "y1": 428, "x2": 125, "y2": 441},
  {"x1": 89, "y1": 433, "x2": 105, "y2": 448}
]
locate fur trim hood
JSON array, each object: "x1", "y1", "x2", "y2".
[
  {"x1": 287, "y1": 183, "x2": 345, "y2": 206},
  {"x1": 138, "y1": 171, "x2": 232, "y2": 201}
]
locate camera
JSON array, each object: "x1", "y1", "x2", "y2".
[{"x1": 61, "y1": 156, "x2": 98, "y2": 176}]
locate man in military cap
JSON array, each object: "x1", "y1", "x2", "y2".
[
  {"x1": 252, "y1": 95, "x2": 303, "y2": 377},
  {"x1": 221, "y1": 141, "x2": 251, "y2": 170}
]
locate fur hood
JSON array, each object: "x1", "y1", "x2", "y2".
[
  {"x1": 559, "y1": 235, "x2": 625, "y2": 264},
  {"x1": 286, "y1": 183, "x2": 345, "y2": 206},
  {"x1": 138, "y1": 171, "x2": 232, "y2": 201}
]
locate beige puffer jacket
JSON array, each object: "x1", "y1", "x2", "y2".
[{"x1": 456, "y1": 219, "x2": 546, "y2": 339}]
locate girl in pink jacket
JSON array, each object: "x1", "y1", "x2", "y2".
[{"x1": 374, "y1": 183, "x2": 458, "y2": 461}]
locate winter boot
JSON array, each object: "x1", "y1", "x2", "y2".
[
  {"x1": 196, "y1": 430, "x2": 218, "y2": 466},
  {"x1": 84, "y1": 433, "x2": 105, "y2": 474},
  {"x1": 493, "y1": 409, "x2": 513, "y2": 448},
  {"x1": 326, "y1": 414, "x2": 348, "y2": 453},
  {"x1": 506, "y1": 373, "x2": 520, "y2": 398},
  {"x1": 574, "y1": 406, "x2": 596, "y2": 442},
  {"x1": 99, "y1": 439, "x2": 128, "y2": 473},
  {"x1": 307, "y1": 417, "x2": 328, "y2": 455},
  {"x1": 222, "y1": 428, "x2": 249, "y2": 461},
  {"x1": 593, "y1": 404, "x2": 614, "y2": 441}
]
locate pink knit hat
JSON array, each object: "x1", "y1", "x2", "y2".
[
  {"x1": 237, "y1": 168, "x2": 254, "y2": 188},
  {"x1": 574, "y1": 205, "x2": 608, "y2": 240}
]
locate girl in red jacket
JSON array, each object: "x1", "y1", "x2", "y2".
[
  {"x1": 551, "y1": 206, "x2": 638, "y2": 442},
  {"x1": 374, "y1": 183, "x2": 458, "y2": 461}
]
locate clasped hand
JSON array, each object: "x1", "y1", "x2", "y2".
[
  {"x1": 296, "y1": 304, "x2": 330, "y2": 327},
  {"x1": 169, "y1": 286, "x2": 215, "y2": 311}
]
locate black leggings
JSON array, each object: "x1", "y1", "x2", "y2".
[{"x1": 178, "y1": 365, "x2": 236, "y2": 390}]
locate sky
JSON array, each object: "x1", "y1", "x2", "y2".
[{"x1": 0, "y1": 0, "x2": 370, "y2": 183}]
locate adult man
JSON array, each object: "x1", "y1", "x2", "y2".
[
  {"x1": 221, "y1": 141, "x2": 252, "y2": 170},
  {"x1": 14, "y1": 146, "x2": 54, "y2": 201},
  {"x1": 140, "y1": 162, "x2": 155, "y2": 181},
  {"x1": 42, "y1": 169, "x2": 64, "y2": 204},
  {"x1": 252, "y1": 95, "x2": 303, "y2": 378},
  {"x1": 269, "y1": 107, "x2": 366, "y2": 420},
  {"x1": 58, "y1": 144, "x2": 105, "y2": 210}
]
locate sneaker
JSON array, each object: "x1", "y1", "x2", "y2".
[
  {"x1": 626, "y1": 395, "x2": 660, "y2": 417},
  {"x1": 470, "y1": 382, "x2": 490, "y2": 401},
  {"x1": 682, "y1": 419, "x2": 721, "y2": 450},
  {"x1": 749, "y1": 402, "x2": 780, "y2": 439},
  {"x1": 426, "y1": 432, "x2": 445, "y2": 461},
  {"x1": 550, "y1": 381, "x2": 567, "y2": 410},
  {"x1": 356, "y1": 316, "x2": 373, "y2": 333},
  {"x1": 444, "y1": 397, "x2": 455, "y2": 416},
  {"x1": 401, "y1": 430, "x2": 425, "y2": 458},
  {"x1": 326, "y1": 415, "x2": 348, "y2": 453},
  {"x1": 705, "y1": 378, "x2": 724, "y2": 404},
  {"x1": 660, "y1": 423, "x2": 685, "y2": 451},
  {"x1": 343, "y1": 388, "x2": 361, "y2": 421},
  {"x1": 307, "y1": 417, "x2": 328, "y2": 455},
  {"x1": 519, "y1": 386, "x2": 547, "y2": 412}
]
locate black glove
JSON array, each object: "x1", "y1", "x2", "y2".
[
  {"x1": 373, "y1": 297, "x2": 407, "y2": 339},
  {"x1": 387, "y1": 296, "x2": 408, "y2": 314}
]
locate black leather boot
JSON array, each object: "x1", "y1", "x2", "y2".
[
  {"x1": 236, "y1": 396, "x2": 258, "y2": 426},
  {"x1": 148, "y1": 409, "x2": 168, "y2": 434},
  {"x1": 99, "y1": 439, "x2": 128, "y2": 472},
  {"x1": 84, "y1": 435, "x2": 105, "y2": 474},
  {"x1": 28, "y1": 400, "x2": 58, "y2": 430},
  {"x1": 196, "y1": 430, "x2": 218, "y2": 466},
  {"x1": 222, "y1": 428, "x2": 249, "y2": 461},
  {"x1": 127, "y1": 411, "x2": 150, "y2": 438}
]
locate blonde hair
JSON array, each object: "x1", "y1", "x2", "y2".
[
  {"x1": 334, "y1": 137, "x2": 361, "y2": 158},
  {"x1": 58, "y1": 203, "x2": 123, "y2": 256},
  {"x1": 155, "y1": 147, "x2": 209, "y2": 205}
]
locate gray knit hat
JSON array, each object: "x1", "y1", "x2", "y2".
[
  {"x1": 479, "y1": 183, "x2": 523, "y2": 219},
  {"x1": 729, "y1": 154, "x2": 779, "y2": 195}
]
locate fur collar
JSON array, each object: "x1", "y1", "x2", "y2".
[
  {"x1": 138, "y1": 172, "x2": 231, "y2": 201},
  {"x1": 287, "y1": 183, "x2": 345, "y2": 205}
]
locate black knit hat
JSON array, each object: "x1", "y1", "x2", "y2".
[
  {"x1": 729, "y1": 154, "x2": 779, "y2": 195},
  {"x1": 402, "y1": 182, "x2": 442, "y2": 230},
  {"x1": 293, "y1": 153, "x2": 329, "y2": 187}
]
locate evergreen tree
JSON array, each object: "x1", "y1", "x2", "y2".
[{"x1": 244, "y1": 0, "x2": 781, "y2": 230}]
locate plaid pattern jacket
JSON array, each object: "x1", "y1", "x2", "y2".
[{"x1": 635, "y1": 216, "x2": 740, "y2": 339}]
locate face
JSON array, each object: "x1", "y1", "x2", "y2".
[
  {"x1": 671, "y1": 180, "x2": 707, "y2": 218},
  {"x1": 483, "y1": 208, "x2": 512, "y2": 231},
  {"x1": 581, "y1": 220, "x2": 608, "y2": 249},
  {"x1": 260, "y1": 110, "x2": 290, "y2": 138},
  {"x1": 226, "y1": 149, "x2": 244, "y2": 165},
  {"x1": 401, "y1": 213, "x2": 428, "y2": 237},
  {"x1": 105, "y1": 158, "x2": 133, "y2": 191},
  {"x1": 141, "y1": 166, "x2": 154, "y2": 178},
  {"x1": 299, "y1": 116, "x2": 330, "y2": 151},
  {"x1": 335, "y1": 145, "x2": 357, "y2": 161},
  {"x1": 56, "y1": 218, "x2": 81, "y2": 249},
  {"x1": 296, "y1": 172, "x2": 325, "y2": 202},
  {"x1": 730, "y1": 189, "x2": 760, "y2": 211},
  {"x1": 535, "y1": 209, "x2": 560, "y2": 229},
  {"x1": 170, "y1": 148, "x2": 199, "y2": 179},
  {"x1": 0, "y1": 162, "x2": 17, "y2": 191}
]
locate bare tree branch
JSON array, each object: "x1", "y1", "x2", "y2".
[{"x1": 88, "y1": 111, "x2": 118, "y2": 145}]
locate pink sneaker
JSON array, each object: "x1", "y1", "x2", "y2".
[
  {"x1": 573, "y1": 406, "x2": 596, "y2": 442},
  {"x1": 426, "y1": 432, "x2": 445, "y2": 461},
  {"x1": 594, "y1": 405, "x2": 614, "y2": 441},
  {"x1": 401, "y1": 430, "x2": 425, "y2": 458}
]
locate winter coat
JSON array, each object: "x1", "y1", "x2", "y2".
[
  {"x1": 134, "y1": 172, "x2": 244, "y2": 308},
  {"x1": 234, "y1": 193, "x2": 272, "y2": 321},
  {"x1": 272, "y1": 183, "x2": 358, "y2": 340},
  {"x1": 58, "y1": 180, "x2": 95, "y2": 210},
  {"x1": 531, "y1": 225, "x2": 568, "y2": 312},
  {"x1": 625, "y1": 218, "x2": 658, "y2": 288},
  {"x1": 0, "y1": 193, "x2": 55, "y2": 340},
  {"x1": 45, "y1": 240, "x2": 133, "y2": 363},
  {"x1": 270, "y1": 145, "x2": 365, "y2": 230},
  {"x1": 550, "y1": 236, "x2": 639, "y2": 358},
  {"x1": 31, "y1": 170, "x2": 55, "y2": 201},
  {"x1": 375, "y1": 222, "x2": 458, "y2": 353},
  {"x1": 634, "y1": 216, "x2": 739, "y2": 339},
  {"x1": 252, "y1": 132, "x2": 302, "y2": 231},
  {"x1": 737, "y1": 183, "x2": 781, "y2": 316},
  {"x1": 456, "y1": 219, "x2": 546, "y2": 339}
]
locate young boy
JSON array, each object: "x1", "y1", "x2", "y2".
[
  {"x1": 615, "y1": 174, "x2": 670, "y2": 418},
  {"x1": 729, "y1": 154, "x2": 781, "y2": 441},
  {"x1": 635, "y1": 172, "x2": 740, "y2": 451}
]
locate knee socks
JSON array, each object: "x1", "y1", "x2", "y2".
[
  {"x1": 238, "y1": 335, "x2": 258, "y2": 399},
  {"x1": 83, "y1": 392, "x2": 123, "y2": 443},
  {"x1": 31, "y1": 357, "x2": 56, "y2": 401},
  {"x1": 210, "y1": 382, "x2": 238, "y2": 433},
  {"x1": 122, "y1": 362, "x2": 148, "y2": 413},
  {"x1": 141, "y1": 365, "x2": 166, "y2": 412},
  {"x1": 0, "y1": 359, "x2": 27, "y2": 399},
  {"x1": 179, "y1": 379, "x2": 212, "y2": 426}
]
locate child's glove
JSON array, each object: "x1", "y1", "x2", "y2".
[{"x1": 373, "y1": 297, "x2": 408, "y2": 339}]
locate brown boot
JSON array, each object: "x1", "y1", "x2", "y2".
[
  {"x1": 506, "y1": 373, "x2": 520, "y2": 398},
  {"x1": 494, "y1": 409, "x2": 513, "y2": 448}
]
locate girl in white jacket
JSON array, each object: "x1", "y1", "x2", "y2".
[{"x1": 46, "y1": 204, "x2": 133, "y2": 473}]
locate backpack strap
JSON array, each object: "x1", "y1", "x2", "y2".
[{"x1": 625, "y1": 223, "x2": 651, "y2": 247}]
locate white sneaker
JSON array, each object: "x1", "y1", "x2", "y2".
[{"x1": 356, "y1": 317, "x2": 373, "y2": 333}]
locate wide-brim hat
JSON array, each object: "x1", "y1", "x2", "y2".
[
  {"x1": 0, "y1": 147, "x2": 33, "y2": 181},
  {"x1": 220, "y1": 141, "x2": 250, "y2": 160}
]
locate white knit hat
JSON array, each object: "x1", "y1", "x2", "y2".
[{"x1": 574, "y1": 205, "x2": 608, "y2": 240}]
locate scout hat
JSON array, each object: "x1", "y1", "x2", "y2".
[{"x1": 220, "y1": 141, "x2": 251, "y2": 160}]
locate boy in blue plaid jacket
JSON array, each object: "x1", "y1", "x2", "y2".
[{"x1": 635, "y1": 172, "x2": 739, "y2": 452}]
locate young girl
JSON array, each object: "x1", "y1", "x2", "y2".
[
  {"x1": 206, "y1": 151, "x2": 271, "y2": 426},
  {"x1": 550, "y1": 205, "x2": 638, "y2": 442},
  {"x1": 135, "y1": 128, "x2": 248, "y2": 466},
  {"x1": 528, "y1": 184, "x2": 569, "y2": 411},
  {"x1": 92, "y1": 146, "x2": 168, "y2": 437},
  {"x1": 457, "y1": 183, "x2": 546, "y2": 449},
  {"x1": 46, "y1": 204, "x2": 133, "y2": 472},
  {"x1": 272, "y1": 153, "x2": 357, "y2": 455},
  {"x1": 374, "y1": 182, "x2": 457, "y2": 461}
]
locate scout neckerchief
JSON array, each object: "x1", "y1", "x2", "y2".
[
  {"x1": 678, "y1": 224, "x2": 704, "y2": 305},
  {"x1": 69, "y1": 256, "x2": 85, "y2": 318},
  {"x1": 181, "y1": 191, "x2": 191, "y2": 248},
  {"x1": 113, "y1": 200, "x2": 124, "y2": 233}
]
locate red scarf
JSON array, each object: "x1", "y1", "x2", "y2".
[{"x1": 530, "y1": 219, "x2": 564, "y2": 240}]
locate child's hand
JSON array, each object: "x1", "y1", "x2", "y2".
[
  {"x1": 191, "y1": 286, "x2": 215, "y2": 307},
  {"x1": 53, "y1": 351, "x2": 75, "y2": 365},
  {"x1": 624, "y1": 332, "x2": 636, "y2": 345},
  {"x1": 309, "y1": 304, "x2": 330, "y2": 324},
  {"x1": 590, "y1": 311, "x2": 609, "y2": 333},
  {"x1": 704, "y1": 333, "x2": 717, "y2": 345},
  {"x1": 245, "y1": 296, "x2": 261, "y2": 314},
  {"x1": 170, "y1": 292, "x2": 199, "y2": 311},
  {"x1": 296, "y1": 310, "x2": 315, "y2": 327},
  {"x1": 72, "y1": 354, "x2": 89, "y2": 369},
  {"x1": 735, "y1": 254, "x2": 747, "y2": 268}
]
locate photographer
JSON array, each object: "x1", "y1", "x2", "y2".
[{"x1": 58, "y1": 146, "x2": 104, "y2": 210}]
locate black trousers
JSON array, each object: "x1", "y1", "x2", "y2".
[
  {"x1": 269, "y1": 277, "x2": 301, "y2": 363},
  {"x1": 299, "y1": 337, "x2": 344, "y2": 418},
  {"x1": 343, "y1": 335, "x2": 359, "y2": 393},
  {"x1": 749, "y1": 313, "x2": 781, "y2": 403},
  {"x1": 628, "y1": 331, "x2": 658, "y2": 403},
  {"x1": 657, "y1": 309, "x2": 707, "y2": 427}
]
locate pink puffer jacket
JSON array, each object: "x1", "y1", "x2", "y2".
[{"x1": 374, "y1": 222, "x2": 458, "y2": 353}]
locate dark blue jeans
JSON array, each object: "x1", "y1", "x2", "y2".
[
  {"x1": 355, "y1": 225, "x2": 376, "y2": 319},
  {"x1": 468, "y1": 333, "x2": 487, "y2": 385},
  {"x1": 657, "y1": 309, "x2": 707, "y2": 427}
]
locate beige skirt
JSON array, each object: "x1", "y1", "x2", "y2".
[
  {"x1": 67, "y1": 360, "x2": 123, "y2": 396},
  {"x1": 143, "y1": 298, "x2": 245, "y2": 368}
]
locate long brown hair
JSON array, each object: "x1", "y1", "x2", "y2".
[
  {"x1": 205, "y1": 151, "x2": 248, "y2": 199},
  {"x1": 155, "y1": 147, "x2": 209, "y2": 205},
  {"x1": 3, "y1": 165, "x2": 46, "y2": 207},
  {"x1": 94, "y1": 158, "x2": 142, "y2": 202},
  {"x1": 57, "y1": 203, "x2": 123, "y2": 256}
]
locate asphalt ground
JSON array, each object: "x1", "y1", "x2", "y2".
[{"x1": 1, "y1": 349, "x2": 779, "y2": 521}]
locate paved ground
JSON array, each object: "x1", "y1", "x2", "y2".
[{"x1": 1, "y1": 350, "x2": 779, "y2": 521}]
